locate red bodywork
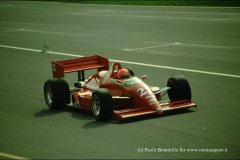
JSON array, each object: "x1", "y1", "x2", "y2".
[{"x1": 52, "y1": 55, "x2": 196, "y2": 120}]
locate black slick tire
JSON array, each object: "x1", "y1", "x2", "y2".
[
  {"x1": 92, "y1": 89, "x2": 113, "y2": 121},
  {"x1": 44, "y1": 79, "x2": 70, "y2": 110},
  {"x1": 167, "y1": 75, "x2": 192, "y2": 101}
]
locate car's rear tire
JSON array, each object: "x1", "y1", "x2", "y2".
[
  {"x1": 92, "y1": 89, "x2": 113, "y2": 121},
  {"x1": 167, "y1": 75, "x2": 192, "y2": 101},
  {"x1": 44, "y1": 79, "x2": 70, "y2": 110}
]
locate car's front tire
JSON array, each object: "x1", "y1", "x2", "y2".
[
  {"x1": 167, "y1": 75, "x2": 192, "y2": 101},
  {"x1": 92, "y1": 89, "x2": 113, "y2": 121},
  {"x1": 44, "y1": 79, "x2": 70, "y2": 110}
]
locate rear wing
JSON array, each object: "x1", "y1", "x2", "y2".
[{"x1": 51, "y1": 55, "x2": 109, "y2": 78}]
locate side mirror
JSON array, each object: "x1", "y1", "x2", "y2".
[{"x1": 141, "y1": 75, "x2": 147, "y2": 80}]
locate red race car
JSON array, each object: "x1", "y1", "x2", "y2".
[{"x1": 44, "y1": 55, "x2": 196, "y2": 121}]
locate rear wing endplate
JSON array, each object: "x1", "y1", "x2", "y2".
[{"x1": 51, "y1": 55, "x2": 109, "y2": 78}]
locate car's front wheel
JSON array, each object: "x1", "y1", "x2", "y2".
[
  {"x1": 92, "y1": 89, "x2": 113, "y2": 121},
  {"x1": 167, "y1": 75, "x2": 192, "y2": 101}
]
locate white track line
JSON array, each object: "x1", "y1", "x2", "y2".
[
  {"x1": 110, "y1": 59, "x2": 240, "y2": 78},
  {"x1": 214, "y1": 17, "x2": 240, "y2": 21},
  {"x1": 0, "y1": 44, "x2": 239, "y2": 79},
  {"x1": 0, "y1": 28, "x2": 25, "y2": 33},
  {"x1": 181, "y1": 43, "x2": 240, "y2": 50},
  {"x1": 123, "y1": 42, "x2": 182, "y2": 51},
  {"x1": 0, "y1": 152, "x2": 27, "y2": 160}
]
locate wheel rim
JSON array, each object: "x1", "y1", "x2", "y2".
[
  {"x1": 44, "y1": 84, "x2": 53, "y2": 106},
  {"x1": 92, "y1": 95, "x2": 100, "y2": 116}
]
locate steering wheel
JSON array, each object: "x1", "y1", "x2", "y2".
[{"x1": 111, "y1": 62, "x2": 122, "y2": 79}]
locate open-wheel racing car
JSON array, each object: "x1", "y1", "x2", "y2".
[{"x1": 44, "y1": 55, "x2": 196, "y2": 121}]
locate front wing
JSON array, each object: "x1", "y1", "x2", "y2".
[{"x1": 113, "y1": 100, "x2": 196, "y2": 120}]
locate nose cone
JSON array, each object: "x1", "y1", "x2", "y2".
[
  {"x1": 156, "y1": 104, "x2": 163, "y2": 114},
  {"x1": 127, "y1": 83, "x2": 162, "y2": 113},
  {"x1": 147, "y1": 97, "x2": 162, "y2": 114}
]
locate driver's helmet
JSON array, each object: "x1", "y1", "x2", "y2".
[{"x1": 118, "y1": 69, "x2": 130, "y2": 80}]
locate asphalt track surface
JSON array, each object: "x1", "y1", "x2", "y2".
[{"x1": 0, "y1": 1, "x2": 240, "y2": 159}]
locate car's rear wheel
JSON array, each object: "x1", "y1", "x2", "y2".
[
  {"x1": 92, "y1": 89, "x2": 113, "y2": 121},
  {"x1": 44, "y1": 79, "x2": 70, "y2": 110},
  {"x1": 167, "y1": 75, "x2": 192, "y2": 101}
]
